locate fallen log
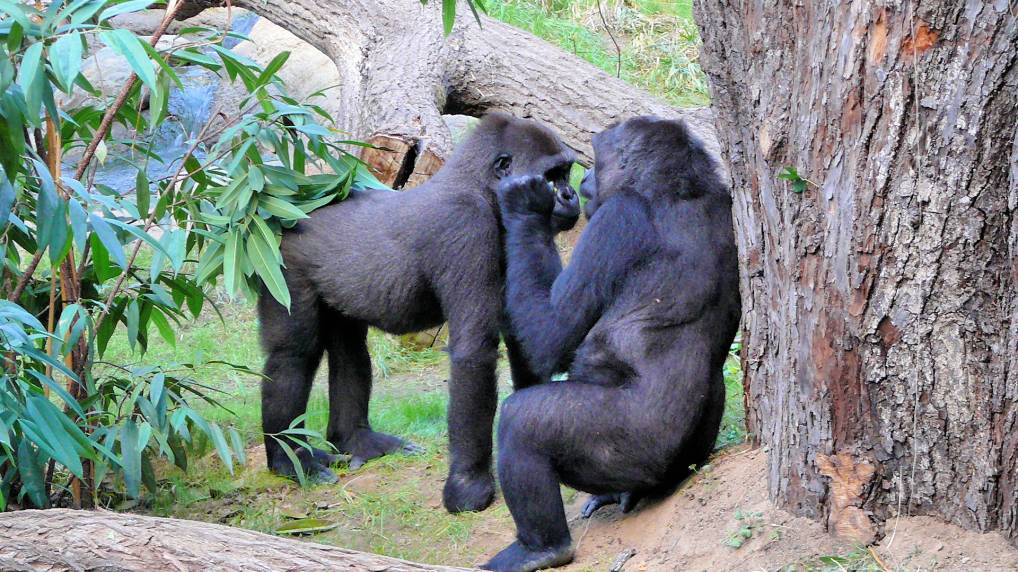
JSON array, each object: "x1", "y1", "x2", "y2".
[
  {"x1": 177, "y1": 0, "x2": 718, "y2": 187},
  {"x1": 0, "y1": 509, "x2": 475, "y2": 571}
]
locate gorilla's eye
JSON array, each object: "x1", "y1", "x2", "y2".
[{"x1": 493, "y1": 154, "x2": 512, "y2": 178}]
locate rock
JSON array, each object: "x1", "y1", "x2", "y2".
[
  {"x1": 442, "y1": 114, "x2": 480, "y2": 146},
  {"x1": 110, "y1": 8, "x2": 254, "y2": 36}
]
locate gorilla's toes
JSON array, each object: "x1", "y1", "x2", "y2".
[
  {"x1": 443, "y1": 470, "x2": 496, "y2": 513},
  {"x1": 401, "y1": 441, "x2": 426, "y2": 455},
  {"x1": 581, "y1": 492, "x2": 639, "y2": 518},
  {"x1": 481, "y1": 540, "x2": 574, "y2": 572},
  {"x1": 340, "y1": 429, "x2": 421, "y2": 469}
]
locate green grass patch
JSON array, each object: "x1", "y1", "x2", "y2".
[{"x1": 487, "y1": 0, "x2": 710, "y2": 107}]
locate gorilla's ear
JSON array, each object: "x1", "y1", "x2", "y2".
[{"x1": 493, "y1": 154, "x2": 513, "y2": 179}]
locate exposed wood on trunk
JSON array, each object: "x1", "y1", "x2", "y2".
[
  {"x1": 696, "y1": 0, "x2": 1018, "y2": 541},
  {"x1": 179, "y1": 0, "x2": 718, "y2": 186},
  {"x1": 0, "y1": 509, "x2": 474, "y2": 571}
]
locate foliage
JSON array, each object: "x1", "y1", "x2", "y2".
[
  {"x1": 722, "y1": 508, "x2": 763, "y2": 549},
  {"x1": 487, "y1": 0, "x2": 709, "y2": 107},
  {"x1": 778, "y1": 166, "x2": 810, "y2": 194},
  {"x1": 0, "y1": 0, "x2": 383, "y2": 509}
]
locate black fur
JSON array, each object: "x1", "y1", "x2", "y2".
[
  {"x1": 258, "y1": 113, "x2": 578, "y2": 513},
  {"x1": 482, "y1": 117, "x2": 741, "y2": 571}
]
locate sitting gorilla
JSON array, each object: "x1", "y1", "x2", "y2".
[
  {"x1": 482, "y1": 117, "x2": 741, "y2": 571},
  {"x1": 259, "y1": 113, "x2": 578, "y2": 514}
]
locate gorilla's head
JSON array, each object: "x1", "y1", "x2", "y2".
[
  {"x1": 451, "y1": 113, "x2": 580, "y2": 232},
  {"x1": 584, "y1": 116, "x2": 721, "y2": 215}
]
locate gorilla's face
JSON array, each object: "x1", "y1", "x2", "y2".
[{"x1": 489, "y1": 117, "x2": 579, "y2": 231}]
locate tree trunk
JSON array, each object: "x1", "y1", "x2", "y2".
[
  {"x1": 0, "y1": 509, "x2": 473, "y2": 571},
  {"x1": 181, "y1": 0, "x2": 718, "y2": 186},
  {"x1": 695, "y1": 0, "x2": 1018, "y2": 544}
]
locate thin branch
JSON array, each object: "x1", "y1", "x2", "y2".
[{"x1": 595, "y1": 0, "x2": 622, "y2": 78}]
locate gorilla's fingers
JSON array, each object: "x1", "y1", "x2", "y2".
[{"x1": 349, "y1": 456, "x2": 368, "y2": 470}]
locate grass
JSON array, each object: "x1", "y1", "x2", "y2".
[{"x1": 486, "y1": 0, "x2": 710, "y2": 107}]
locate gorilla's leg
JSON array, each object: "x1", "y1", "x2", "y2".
[
  {"x1": 581, "y1": 371, "x2": 726, "y2": 518},
  {"x1": 260, "y1": 289, "x2": 336, "y2": 484},
  {"x1": 503, "y1": 329, "x2": 542, "y2": 390},
  {"x1": 483, "y1": 391, "x2": 574, "y2": 572},
  {"x1": 485, "y1": 382, "x2": 670, "y2": 572},
  {"x1": 323, "y1": 312, "x2": 422, "y2": 468},
  {"x1": 442, "y1": 316, "x2": 500, "y2": 513}
]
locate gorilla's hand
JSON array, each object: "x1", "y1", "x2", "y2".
[{"x1": 497, "y1": 175, "x2": 556, "y2": 218}]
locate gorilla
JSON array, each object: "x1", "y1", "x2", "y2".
[
  {"x1": 482, "y1": 116, "x2": 741, "y2": 571},
  {"x1": 259, "y1": 113, "x2": 579, "y2": 514}
]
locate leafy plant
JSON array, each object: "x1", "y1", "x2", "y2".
[
  {"x1": 0, "y1": 0, "x2": 383, "y2": 509},
  {"x1": 723, "y1": 508, "x2": 763, "y2": 548},
  {"x1": 778, "y1": 166, "x2": 817, "y2": 194}
]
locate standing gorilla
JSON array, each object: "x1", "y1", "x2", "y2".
[
  {"x1": 259, "y1": 113, "x2": 578, "y2": 514},
  {"x1": 483, "y1": 117, "x2": 740, "y2": 571}
]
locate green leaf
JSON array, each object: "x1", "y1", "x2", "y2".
[
  {"x1": 89, "y1": 214, "x2": 127, "y2": 269},
  {"x1": 24, "y1": 397, "x2": 83, "y2": 478},
  {"x1": 106, "y1": 217, "x2": 174, "y2": 260},
  {"x1": 120, "y1": 420, "x2": 142, "y2": 498},
  {"x1": 257, "y1": 51, "x2": 290, "y2": 86},
  {"x1": 149, "y1": 307, "x2": 175, "y2": 347},
  {"x1": 68, "y1": 199, "x2": 88, "y2": 251},
  {"x1": 16, "y1": 440, "x2": 48, "y2": 508},
  {"x1": 149, "y1": 69, "x2": 170, "y2": 128},
  {"x1": 126, "y1": 298, "x2": 140, "y2": 351},
  {"x1": 99, "y1": 29, "x2": 157, "y2": 92},
  {"x1": 246, "y1": 230, "x2": 290, "y2": 309},
  {"x1": 271, "y1": 437, "x2": 306, "y2": 487},
  {"x1": 18, "y1": 42, "x2": 45, "y2": 125},
  {"x1": 195, "y1": 239, "x2": 223, "y2": 285},
  {"x1": 248, "y1": 165, "x2": 264, "y2": 192},
  {"x1": 135, "y1": 169, "x2": 150, "y2": 219},
  {"x1": 223, "y1": 230, "x2": 242, "y2": 295},
  {"x1": 98, "y1": 0, "x2": 156, "y2": 22},
  {"x1": 228, "y1": 427, "x2": 246, "y2": 466},
  {"x1": 259, "y1": 195, "x2": 310, "y2": 221},
  {"x1": 442, "y1": 0, "x2": 456, "y2": 35},
  {"x1": 0, "y1": 1, "x2": 32, "y2": 30},
  {"x1": 89, "y1": 232, "x2": 121, "y2": 282},
  {"x1": 49, "y1": 32, "x2": 84, "y2": 92},
  {"x1": 207, "y1": 422, "x2": 234, "y2": 474},
  {"x1": 276, "y1": 518, "x2": 337, "y2": 536}
]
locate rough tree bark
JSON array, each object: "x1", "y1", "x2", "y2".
[
  {"x1": 182, "y1": 0, "x2": 717, "y2": 186},
  {"x1": 696, "y1": 0, "x2": 1018, "y2": 543},
  {"x1": 0, "y1": 509, "x2": 474, "y2": 571}
]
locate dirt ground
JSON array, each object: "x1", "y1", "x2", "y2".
[
  {"x1": 554, "y1": 447, "x2": 1018, "y2": 572},
  {"x1": 194, "y1": 444, "x2": 1018, "y2": 572}
]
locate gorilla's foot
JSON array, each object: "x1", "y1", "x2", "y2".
[
  {"x1": 443, "y1": 469, "x2": 496, "y2": 513},
  {"x1": 269, "y1": 447, "x2": 339, "y2": 485},
  {"x1": 481, "y1": 540, "x2": 574, "y2": 572},
  {"x1": 341, "y1": 429, "x2": 423, "y2": 469},
  {"x1": 580, "y1": 491, "x2": 639, "y2": 518}
]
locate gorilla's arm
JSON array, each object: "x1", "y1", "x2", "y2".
[{"x1": 502, "y1": 193, "x2": 650, "y2": 380}]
